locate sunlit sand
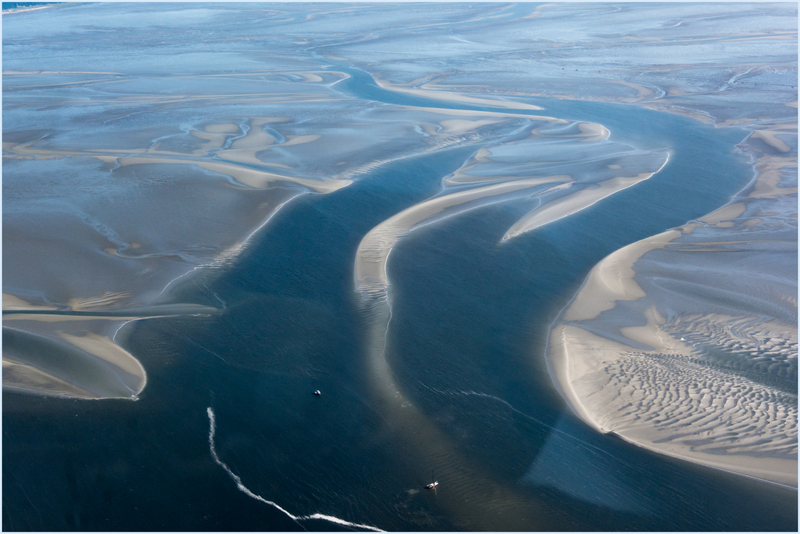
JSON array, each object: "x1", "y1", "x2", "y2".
[
  {"x1": 3, "y1": 5, "x2": 796, "y2": 526},
  {"x1": 547, "y1": 133, "x2": 798, "y2": 486}
]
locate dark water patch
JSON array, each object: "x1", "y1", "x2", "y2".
[{"x1": 2, "y1": 388, "x2": 302, "y2": 532}]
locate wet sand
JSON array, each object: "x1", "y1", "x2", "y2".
[
  {"x1": 329, "y1": 2, "x2": 794, "y2": 490},
  {"x1": 3, "y1": 3, "x2": 796, "y2": 529},
  {"x1": 2, "y1": 94, "x2": 665, "y2": 401},
  {"x1": 3, "y1": 315, "x2": 146, "y2": 399},
  {"x1": 546, "y1": 119, "x2": 798, "y2": 486},
  {"x1": 355, "y1": 114, "x2": 670, "y2": 294},
  {"x1": 372, "y1": 73, "x2": 545, "y2": 112},
  {"x1": 2, "y1": 111, "x2": 357, "y2": 398}
]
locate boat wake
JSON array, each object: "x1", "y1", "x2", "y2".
[{"x1": 206, "y1": 407, "x2": 384, "y2": 532}]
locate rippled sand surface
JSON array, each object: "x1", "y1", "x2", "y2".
[
  {"x1": 545, "y1": 77, "x2": 797, "y2": 487},
  {"x1": 3, "y1": 2, "x2": 796, "y2": 531},
  {"x1": 548, "y1": 145, "x2": 798, "y2": 485}
]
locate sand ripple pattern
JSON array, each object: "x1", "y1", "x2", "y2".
[
  {"x1": 585, "y1": 316, "x2": 797, "y2": 461},
  {"x1": 664, "y1": 314, "x2": 798, "y2": 391},
  {"x1": 547, "y1": 138, "x2": 798, "y2": 486},
  {"x1": 353, "y1": 113, "x2": 670, "y2": 527}
]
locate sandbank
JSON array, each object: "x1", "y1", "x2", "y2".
[
  {"x1": 355, "y1": 176, "x2": 571, "y2": 293},
  {"x1": 562, "y1": 230, "x2": 682, "y2": 322},
  {"x1": 546, "y1": 132, "x2": 797, "y2": 486},
  {"x1": 503, "y1": 168, "x2": 667, "y2": 241},
  {"x1": 372, "y1": 72, "x2": 545, "y2": 112},
  {"x1": 8, "y1": 102, "x2": 574, "y2": 400},
  {"x1": 3, "y1": 115, "x2": 356, "y2": 398},
  {"x1": 444, "y1": 118, "x2": 631, "y2": 185},
  {"x1": 3, "y1": 315, "x2": 147, "y2": 400},
  {"x1": 550, "y1": 320, "x2": 797, "y2": 487}
]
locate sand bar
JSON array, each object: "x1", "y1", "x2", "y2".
[
  {"x1": 3, "y1": 316, "x2": 147, "y2": 400},
  {"x1": 503, "y1": 168, "x2": 667, "y2": 240},
  {"x1": 373, "y1": 73, "x2": 545, "y2": 112},
  {"x1": 546, "y1": 131, "x2": 797, "y2": 486},
  {"x1": 355, "y1": 176, "x2": 572, "y2": 294}
]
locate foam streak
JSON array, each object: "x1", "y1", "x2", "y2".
[{"x1": 206, "y1": 407, "x2": 384, "y2": 532}]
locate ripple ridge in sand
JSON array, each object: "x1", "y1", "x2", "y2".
[{"x1": 546, "y1": 142, "x2": 798, "y2": 486}]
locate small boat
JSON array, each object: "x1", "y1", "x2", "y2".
[
  {"x1": 426, "y1": 481, "x2": 438, "y2": 489},
  {"x1": 313, "y1": 390, "x2": 321, "y2": 396}
]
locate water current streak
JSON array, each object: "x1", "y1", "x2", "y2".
[
  {"x1": 206, "y1": 407, "x2": 384, "y2": 532},
  {"x1": 358, "y1": 277, "x2": 549, "y2": 529}
]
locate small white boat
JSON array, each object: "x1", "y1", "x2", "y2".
[
  {"x1": 426, "y1": 481, "x2": 438, "y2": 489},
  {"x1": 313, "y1": 390, "x2": 321, "y2": 396}
]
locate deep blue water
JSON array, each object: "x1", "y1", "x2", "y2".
[{"x1": 3, "y1": 75, "x2": 797, "y2": 531}]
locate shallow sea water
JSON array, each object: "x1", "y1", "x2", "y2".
[
  {"x1": 4, "y1": 96, "x2": 795, "y2": 530},
  {"x1": 3, "y1": 3, "x2": 797, "y2": 532}
]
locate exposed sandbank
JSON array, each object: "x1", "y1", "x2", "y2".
[
  {"x1": 372, "y1": 72, "x2": 545, "y2": 112},
  {"x1": 5, "y1": 100, "x2": 643, "y2": 400},
  {"x1": 549, "y1": 320, "x2": 797, "y2": 487},
  {"x1": 3, "y1": 316, "x2": 147, "y2": 400},
  {"x1": 356, "y1": 109, "x2": 670, "y2": 294},
  {"x1": 352, "y1": 109, "x2": 682, "y2": 522},
  {"x1": 503, "y1": 168, "x2": 667, "y2": 240},
  {"x1": 355, "y1": 175, "x2": 572, "y2": 293},
  {"x1": 546, "y1": 124, "x2": 798, "y2": 486},
  {"x1": 3, "y1": 113, "x2": 359, "y2": 399}
]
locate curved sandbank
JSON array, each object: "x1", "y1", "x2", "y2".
[
  {"x1": 352, "y1": 110, "x2": 674, "y2": 527},
  {"x1": 3, "y1": 95, "x2": 658, "y2": 401},
  {"x1": 3, "y1": 115, "x2": 359, "y2": 399},
  {"x1": 3, "y1": 319, "x2": 146, "y2": 400},
  {"x1": 353, "y1": 186, "x2": 564, "y2": 529},
  {"x1": 4, "y1": 103, "x2": 546, "y2": 400},
  {"x1": 2, "y1": 300, "x2": 222, "y2": 400},
  {"x1": 372, "y1": 72, "x2": 545, "y2": 112},
  {"x1": 546, "y1": 128, "x2": 798, "y2": 486},
  {"x1": 356, "y1": 115, "x2": 668, "y2": 294},
  {"x1": 355, "y1": 175, "x2": 571, "y2": 294},
  {"x1": 502, "y1": 165, "x2": 667, "y2": 240}
]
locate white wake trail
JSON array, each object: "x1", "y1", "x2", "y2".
[{"x1": 206, "y1": 407, "x2": 384, "y2": 532}]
